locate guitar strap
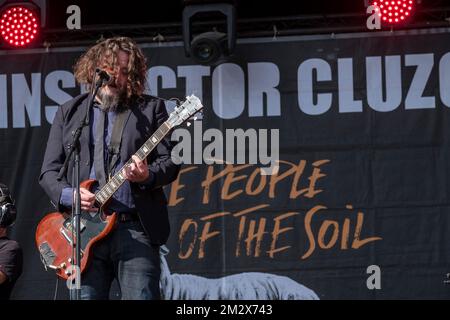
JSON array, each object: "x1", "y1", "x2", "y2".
[
  {"x1": 94, "y1": 109, "x2": 107, "y2": 187},
  {"x1": 107, "y1": 108, "x2": 132, "y2": 180}
]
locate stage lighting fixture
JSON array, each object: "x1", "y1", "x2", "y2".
[
  {"x1": 190, "y1": 31, "x2": 227, "y2": 65},
  {"x1": 182, "y1": 3, "x2": 236, "y2": 65},
  {"x1": 0, "y1": 0, "x2": 46, "y2": 48},
  {"x1": 371, "y1": 0, "x2": 415, "y2": 24}
]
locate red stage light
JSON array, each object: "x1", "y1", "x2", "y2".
[
  {"x1": 372, "y1": 0, "x2": 414, "y2": 24},
  {"x1": 0, "y1": 1, "x2": 44, "y2": 48}
]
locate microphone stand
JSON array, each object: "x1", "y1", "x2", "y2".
[{"x1": 57, "y1": 75, "x2": 104, "y2": 300}]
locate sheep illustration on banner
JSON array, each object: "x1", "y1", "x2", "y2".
[{"x1": 159, "y1": 246, "x2": 319, "y2": 300}]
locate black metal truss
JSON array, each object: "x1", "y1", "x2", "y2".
[{"x1": 37, "y1": 6, "x2": 450, "y2": 48}]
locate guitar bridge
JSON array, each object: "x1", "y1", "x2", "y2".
[{"x1": 38, "y1": 242, "x2": 58, "y2": 271}]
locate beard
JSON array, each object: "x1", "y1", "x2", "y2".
[{"x1": 97, "y1": 85, "x2": 127, "y2": 112}]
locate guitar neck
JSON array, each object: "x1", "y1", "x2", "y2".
[{"x1": 94, "y1": 121, "x2": 171, "y2": 206}]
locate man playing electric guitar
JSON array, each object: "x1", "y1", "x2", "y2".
[{"x1": 39, "y1": 36, "x2": 180, "y2": 300}]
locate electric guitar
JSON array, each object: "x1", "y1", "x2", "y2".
[{"x1": 35, "y1": 95, "x2": 203, "y2": 280}]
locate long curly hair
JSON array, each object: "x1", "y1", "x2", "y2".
[{"x1": 73, "y1": 36, "x2": 147, "y2": 101}]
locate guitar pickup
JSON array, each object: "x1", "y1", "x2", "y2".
[
  {"x1": 60, "y1": 228, "x2": 87, "y2": 253},
  {"x1": 63, "y1": 217, "x2": 86, "y2": 233},
  {"x1": 60, "y1": 228, "x2": 74, "y2": 247}
]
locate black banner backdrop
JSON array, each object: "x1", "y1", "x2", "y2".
[{"x1": 1, "y1": 28, "x2": 450, "y2": 299}]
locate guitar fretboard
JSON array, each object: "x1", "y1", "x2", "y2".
[{"x1": 95, "y1": 121, "x2": 171, "y2": 206}]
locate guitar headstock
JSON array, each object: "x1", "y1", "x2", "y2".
[{"x1": 167, "y1": 95, "x2": 203, "y2": 128}]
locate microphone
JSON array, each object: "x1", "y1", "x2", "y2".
[{"x1": 95, "y1": 68, "x2": 113, "y2": 86}]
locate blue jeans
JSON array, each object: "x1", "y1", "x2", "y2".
[{"x1": 79, "y1": 219, "x2": 161, "y2": 300}]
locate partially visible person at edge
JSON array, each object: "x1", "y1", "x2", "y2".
[
  {"x1": 39, "y1": 36, "x2": 180, "y2": 300},
  {"x1": 0, "y1": 183, "x2": 23, "y2": 300}
]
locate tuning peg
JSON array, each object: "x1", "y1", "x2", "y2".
[
  {"x1": 186, "y1": 122, "x2": 191, "y2": 127},
  {"x1": 193, "y1": 116, "x2": 198, "y2": 121}
]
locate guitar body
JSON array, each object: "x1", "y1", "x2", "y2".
[{"x1": 35, "y1": 179, "x2": 117, "y2": 280}]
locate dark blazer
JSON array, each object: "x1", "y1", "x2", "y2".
[{"x1": 39, "y1": 93, "x2": 180, "y2": 245}]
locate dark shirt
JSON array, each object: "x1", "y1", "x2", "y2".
[
  {"x1": 88, "y1": 105, "x2": 138, "y2": 212},
  {"x1": 0, "y1": 236, "x2": 23, "y2": 300}
]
